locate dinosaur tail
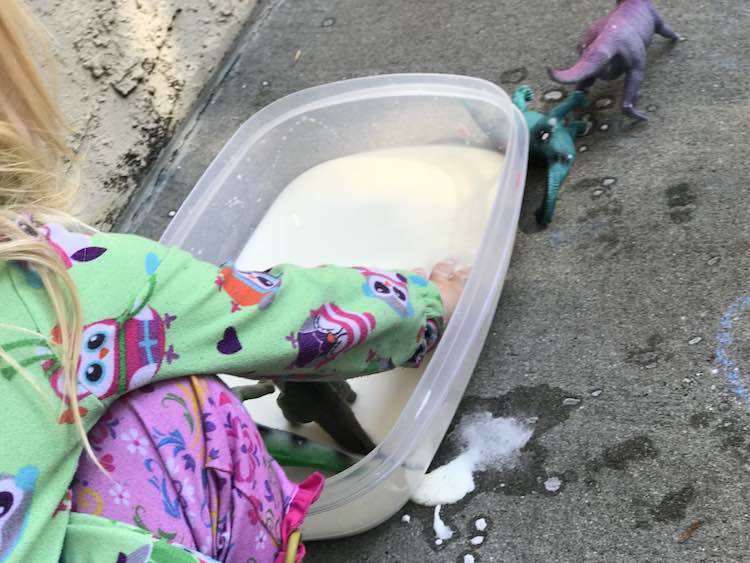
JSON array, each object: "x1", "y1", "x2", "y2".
[
  {"x1": 548, "y1": 49, "x2": 610, "y2": 85},
  {"x1": 536, "y1": 161, "x2": 570, "y2": 225}
]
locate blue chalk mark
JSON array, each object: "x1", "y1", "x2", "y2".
[{"x1": 715, "y1": 295, "x2": 750, "y2": 409}]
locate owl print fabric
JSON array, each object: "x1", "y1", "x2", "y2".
[
  {"x1": 0, "y1": 223, "x2": 444, "y2": 561},
  {"x1": 0, "y1": 466, "x2": 38, "y2": 562}
]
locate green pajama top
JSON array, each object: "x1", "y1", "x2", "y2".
[{"x1": 0, "y1": 223, "x2": 443, "y2": 562}]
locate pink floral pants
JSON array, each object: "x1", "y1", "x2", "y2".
[{"x1": 71, "y1": 376, "x2": 323, "y2": 562}]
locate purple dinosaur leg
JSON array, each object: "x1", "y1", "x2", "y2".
[
  {"x1": 622, "y1": 66, "x2": 648, "y2": 121},
  {"x1": 655, "y1": 18, "x2": 680, "y2": 41}
]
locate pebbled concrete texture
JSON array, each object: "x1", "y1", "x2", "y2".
[
  {"x1": 114, "y1": 0, "x2": 750, "y2": 561},
  {"x1": 28, "y1": 0, "x2": 256, "y2": 229}
]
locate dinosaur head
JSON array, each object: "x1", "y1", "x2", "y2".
[{"x1": 529, "y1": 116, "x2": 574, "y2": 158}]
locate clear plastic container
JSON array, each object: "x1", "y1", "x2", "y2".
[{"x1": 159, "y1": 74, "x2": 528, "y2": 539}]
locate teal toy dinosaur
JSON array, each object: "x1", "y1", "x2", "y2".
[{"x1": 512, "y1": 86, "x2": 588, "y2": 224}]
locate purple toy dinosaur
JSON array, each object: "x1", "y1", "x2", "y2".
[{"x1": 548, "y1": 0, "x2": 680, "y2": 121}]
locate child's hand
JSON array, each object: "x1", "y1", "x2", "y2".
[{"x1": 416, "y1": 261, "x2": 470, "y2": 322}]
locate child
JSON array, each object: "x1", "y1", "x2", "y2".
[{"x1": 0, "y1": 2, "x2": 467, "y2": 562}]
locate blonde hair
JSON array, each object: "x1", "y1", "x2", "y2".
[{"x1": 0, "y1": 0, "x2": 100, "y2": 468}]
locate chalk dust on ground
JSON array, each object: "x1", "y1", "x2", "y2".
[{"x1": 29, "y1": 0, "x2": 257, "y2": 229}]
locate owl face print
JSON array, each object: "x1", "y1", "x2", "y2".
[
  {"x1": 355, "y1": 267, "x2": 413, "y2": 317},
  {"x1": 217, "y1": 262, "x2": 282, "y2": 312},
  {"x1": 0, "y1": 465, "x2": 38, "y2": 561},
  {"x1": 290, "y1": 304, "x2": 376, "y2": 369},
  {"x1": 407, "y1": 319, "x2": 441, "y2": 368},
  {"x1": 46, "y1": 305, "x2": 166, "y2": 403},
  {"x1": 41, "y1": 223, "x2": 107, "y2": 269},
  {"x1": 48, "y1": 319, "x2": 118, "y2": 402}
]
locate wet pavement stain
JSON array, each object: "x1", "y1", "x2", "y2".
[
  {"x1": 499, "y1": 66, "x2": 528, "y2": 84},
  {"x1": 632, "y1": 496, "x2": 656, "y2": 529},
  {"x1": 713, "y1": 416, "x2": 750, "y2": 462},
  {"x1": 666, "y1": 183, "x2": 697, "y2": 224},
  {"x1": 425, "y1": 385, "x2": 581, "y2": 500},
  {"x1": 579, "y1": 199, "x2": 623, "y2": 222},
  {"x1": 570, "y1": 177, "x2": 604, "y2": 192},
  {"x1": 577, "y1": 177, "x2": 623, "y2": 223},
  {"x1": 689, "y1": 411, "x2": 717, "y2": 429},
  {"x1": 625, "y1": 334, "x2": 673, "y2": 368},
  {"x1": 686, "y1": 411, "x2": 750, "y2": 465},
  {"x1": 651, "y1": 484, "x2": 697, "y2": 523},
  {"x1": 584, "y1": 437, "x2": 659, "y2": 495},
  {"x1": 587, "y1": 436, "x2": 659, "y2": 472},
  {"x1": 409, "y1": 385, "x2": 579, "y2": 551},
  {"x1": 592, "y1": 229, "x2": 625, "y2": 260}
]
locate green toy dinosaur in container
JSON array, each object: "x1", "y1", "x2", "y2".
[{"x1": 512, "y1": 86, "x2": 588, "y2": 224}]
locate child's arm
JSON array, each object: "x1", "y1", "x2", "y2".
[{"x1": 68, "y1": 230, "x2": 444, "y2": 392}]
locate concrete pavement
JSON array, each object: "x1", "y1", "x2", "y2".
[{"x1": 121, "y1": 0, "x2": 750, "y2": 560}]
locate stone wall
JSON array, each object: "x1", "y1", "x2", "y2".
[{"x1": 29, "y1": 0, "x2": 257, "y2": 228}]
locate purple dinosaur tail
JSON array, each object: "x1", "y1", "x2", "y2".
[{"x1": 548, "y1": 49, "x2": 610, "y2": 84}]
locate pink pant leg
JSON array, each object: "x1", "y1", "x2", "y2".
[{"x1": 71, "y1": 376, "x2": 323, "y2": 563}]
